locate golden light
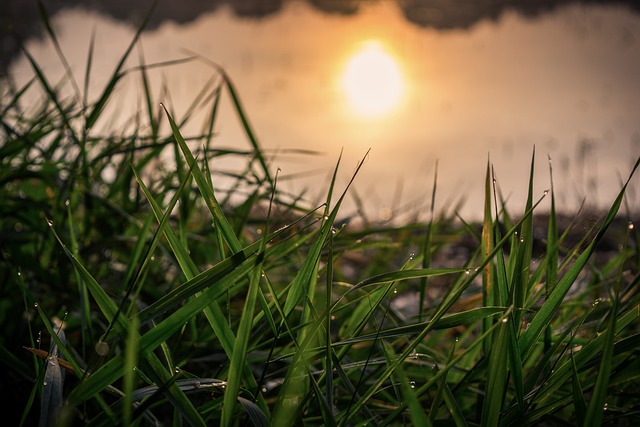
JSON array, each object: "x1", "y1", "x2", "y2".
[{"x1": 341, "y1": 41, "x2": 404, "y2": 117}]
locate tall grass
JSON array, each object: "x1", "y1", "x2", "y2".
[{"x1": 1, "y1": 4, "x2": 639, "y2": 426}]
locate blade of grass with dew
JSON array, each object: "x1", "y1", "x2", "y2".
[
  {"x1": 66, "y1": 198, "x2": 94, "y2": 353},
  {"x1": 481, "y1": 312, "x2": 510, "y2": 426},
  {"x1": 325, "y1": 221, "x2": 335, "y2": 418},
  {"x1": 38, "y1": 319, "x2": 65, "y2": 427},
  {"x1": 429, "y1": 340, "x2": 463, "y2": 426},
  {"x1": 519, "y1": 156, "x2": 640, "y2": 359},
  {"x1": 332, "y1": 307, "x2": 505, "y2": 346},
  {"x1": 511, "y1": 148, "x2": 535, "y2": 326},
  {"x1": 390, "y1": 342, "x2": 431, "y2": 427},
  {"x1": 545, "y1": 155, "x2": 558, "y2": 355},
  {"x1": 584, "y1": 230, "x2": 627, "y2": 426},
  {"x1": 220, "y1": 173, "x2": 278, "y2": 427},
  {"x1": 419, "y1": 161, "x2": 438, "y2": 322},
  {"x1": 482, "y1": 158, "x2": 495, "y2": 356},
  {"x1": 123, "y1": 313, "x2": 139, "y2": 427}
]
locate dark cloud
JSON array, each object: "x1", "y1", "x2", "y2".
[{"x1": 2, "y1": 0, "x2": 639, "y2": 76}]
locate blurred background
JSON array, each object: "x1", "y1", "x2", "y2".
[{"x1": 3, "y1": 0, "x2": 640, "y2": 221}]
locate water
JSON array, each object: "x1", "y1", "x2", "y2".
[{"x1": 5, "y1": 1, "x2": 640, "y2": 220}]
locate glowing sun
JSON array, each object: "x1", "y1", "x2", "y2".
[{"x1": 341, "y1": 41, "x2": 404, "y2": 117}]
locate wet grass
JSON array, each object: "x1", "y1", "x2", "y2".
[{"x1": 1, "y1": 5, "x2": 640, "y2": 426}]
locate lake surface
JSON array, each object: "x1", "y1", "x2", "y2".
[{"x1": 7, "y1": 1, "x2": 640, "y2": 221}]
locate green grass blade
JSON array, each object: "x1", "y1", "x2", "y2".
[
  {"x1": 162, "y1": 104, "x2": 242, "y2": 253},
  {"x1": 571, "y1": 351, "x2": 587, "y2": 426},
  {"x1": 85, "y1": 1, "x2": 157, "y2": 129},
  {"x1": 481, "y1": 312, "x2": 510, "y2": 426},
  {"x1": 221, "y1": 174, "x2": 277, "y2": 427}
]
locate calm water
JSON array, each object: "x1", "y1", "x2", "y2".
[{"x1": 7, "y1": 2, "x2": 640, "y2": 220}]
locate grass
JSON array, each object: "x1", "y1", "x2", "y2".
[{"x1": 1, "y1": 4, "x2": 640, "y2": 426}]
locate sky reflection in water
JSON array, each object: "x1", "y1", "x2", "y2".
[{"x1": 9, "y1": 1, "x2": 640, "y2": 220}]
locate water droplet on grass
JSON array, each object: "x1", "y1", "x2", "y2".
[
  {"x1": 95, "y1": 341, "x2": 110, "y2": 356},
  {"x1": 393, "y1": 289, "x2": 398, "y2": 295},
  {"x1": 43, "y1": 381, "x2": 47, "y2": 386},
  {"x1": 331, "y1": 228, "x2": 337, "y2": 235},
  {"x1": 323, "y1": 215, "x2": 329, "y2": 221},
  {"x1": 46, "y1": 219, "x2": 53, "y2": 227},
  {"x1": 65, "y1": 199, "x2": 70, "y2": 207},
  {"x1": 410, "y1": 381, "x2": 416, "y2": 389},
  {"x1": 543, "y1": 189, "x2": 549, "y2": 196},
  {"x1": 502, "y1": 317, "x2": 508, "y2": 323},
  {"x1": 34, "y1": 303, "x2": 38, "y2": 308},
  {"x1": 629, "y1": 222, "x2": 634, "y2": 230},
  {"x1": 261, "y1": 387, "x2": 267, "y2": 393}
]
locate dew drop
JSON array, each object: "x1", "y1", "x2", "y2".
[
  {"x1": 502, "y1": 317, "x2": 508, "y2": 323},
  {"x1": 17, "y1": 271, "x2": 21, "y2": 276},
  {"x1": 455, "y1": 336, "x2": 459, "y2": 342},
  {"x1": 175, "y1": 367, "x2": 180, "y2": 374},
  {"x1": 330, "y1": 315, "x2": 336, "y2": 320},
  {"x1": 261, "y1": 387, "x2": 267, "y2": 393},
  {"x1": 603, "y1": 403, "x2": 608, "y2": 411},
  {"x1": 43, "y1": 381, "x2": 47, "y2": 386},
  {"x1": 150, "y1": 256, "x2": 155, "y2": 261},
  {"x1": 393, "y1": 288, "x2": 398, "y2": 295},
  {"x1": 465, "y1": 269, "x2": 471, "y2": 275},
  {"x1": 330, "y1": 228, "x2": 337, "y2": 235},
  {"x1": 65, "y1": 199, "x2": 70, "y2": 207},
  {"x1": 543, "y1": 189, "x2": 549, "y2": 196},
  {"x1": 46, "y1": 219, "x2": 53, "y2": 227},
  {"x1": 261, "y1": 272, "x2": 265, "y2": 277},
  {"x1": 256, "y1": 228, "x2": 263, "y2": 235},
  {"x1": 34, "y1": 303, "x2": 38, "y2": 309},
  {"x1": 629, "y1": 222, "x2": 634, "y2": 230},
  {"x1": 95, "y1": 341, "x2": 110, "y2": 356},
  {"x1": 410, "y1": 381, "x2": 416, "y2": 389},
  {"x1": 520, "y1": 237, "x2": 524, "y2": 243},
  {"x1": 323, "y1": 215, "x2": 329, "y2": 221},
  {"x1": 194, "y1": 381, "x2": 201, "y2": 389}
]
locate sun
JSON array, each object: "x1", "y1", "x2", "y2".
[{"x1": 341, "y1": 41, "x2": 404, "y2": 117}]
